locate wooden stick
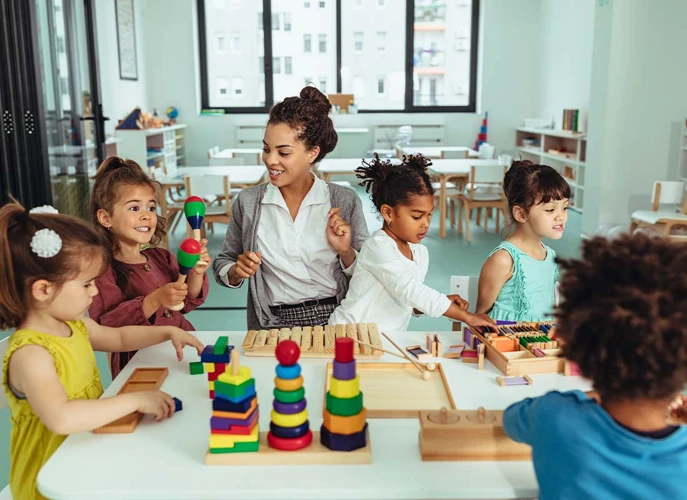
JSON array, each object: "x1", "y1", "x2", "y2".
[
  {"x1": 351, "y1": 339, "x2": 436, "y2": 371},
  {"x1": 231, "y1": 349, "x2": 239, "y2": 376},
  {"x1": 381, "y1": 332, "x2": 430, "y2": 380}
]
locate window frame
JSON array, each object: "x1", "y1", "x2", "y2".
[{"x1": 198, "y1": 0, "x2": 479, "y2": 113}]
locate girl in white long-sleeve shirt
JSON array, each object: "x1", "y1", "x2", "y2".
[{"x1": 329, "y1": 155, "x2": 495, "y2": 333}]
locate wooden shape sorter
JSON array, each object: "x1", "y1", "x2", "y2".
[
  {"x1": 419, "y1": 407, "x2": 531, "y2": 461},
  {"x1": 93, "y1": 368, "x2": 168, "y2": 434},
  {"x1": 324, "y1": 363, "x2": 456, "y2": 418},
  {"x1": 242, "y1": 323, "x2": 384, "y2": 359}
]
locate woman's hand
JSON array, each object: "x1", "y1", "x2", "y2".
[{"x1": 229, "y1": 251, "x2": 262, "y2": 285}]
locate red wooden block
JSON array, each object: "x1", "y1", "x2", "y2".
[
  {"x1": 267, "y1": 429, "x2": 313, "y2": 451},
  {"x1": 209, "y1": 390, "x2": 215, "y2": 399},
  {"x1": 335, "y1": 337, "x2": 354, "y2": 363},
  {"x1": 211, "y1": 418, "x2": 259, "y2": 436},
  {"x1": 213, "y1": 363, "x2": 227, "y2": 373},
  {"x1": 275, "y1": 340, "x2": 300, "y2": 366}
]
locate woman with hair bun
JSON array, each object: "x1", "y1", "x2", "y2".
[{"x1": 213, "y1": 86, "x2": 369, "y2": 329}]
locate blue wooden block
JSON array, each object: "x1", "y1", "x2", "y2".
[
  {"x1": 173, "y1": 397, "x2": 183, "y2": 412},
  {"x1": 213, "y1": 394, "x2": 255, "y2": 413},
  {"x1": 201, "y1": 344, "x2": 233, "y2": 363},
  {"x1": 320, "y1": 423, "x2": 368, "y2": 451}
]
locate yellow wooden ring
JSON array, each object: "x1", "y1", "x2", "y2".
[
  {"x1": 323, "y1": 407, "x2": 367, "y2": 435},
  {"x1": 270, "y1": 408, "x2": 308, "y2": 428},
  {"x1": 329, "y1": 374, "x2": 360, "y2": 399},
  {"x1": 274, "y1": 375, "x2": 304, "y2": 392}
]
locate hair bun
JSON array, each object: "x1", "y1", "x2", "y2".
[{"x1": 300, "y1": 85, "x2": 332, "y2": 114}]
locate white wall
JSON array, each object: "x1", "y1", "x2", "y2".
[
  {"x1": 97, "y1": 0, "x2": 148, "y2": 136},
  {"x1": 538, "y1": 0, "x2": 594, "y2": 131},
  {"x1": 142, "y1": 0, "x2": 542, "y2": 166},
  {"x1": 583, "y1": 0, "x2": 687, "y2": 235}
]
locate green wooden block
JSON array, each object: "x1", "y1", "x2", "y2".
[
  {"x1": 214, "y1": 336, "x2": 229, "y2": 355},
  {"x1": 215, "y1": 378, "x2": 255, "y2": 399},
  {"x1": 326, "y1": 391, "x2": 364, "y2": 417},
  {"x1": 209, "y1": 440, "x2": 259, "y2": 454},
  {"x1": 189, "y1": 361, "x2": 204, "y2": 375},
  {"x1": 273, "y1": 387, "x2": 305, "y2": 404}
]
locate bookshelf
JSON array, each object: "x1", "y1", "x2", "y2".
[
  {"x1": 115, "y1": 124, "x2": 187, "y2": 174},
  {"x1": 515, "y1": 127, "x2": 587, "y2": 213}
]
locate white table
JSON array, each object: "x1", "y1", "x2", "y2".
[
  {"x1": 215, "y1": 148, "x2": 263, "y2": 164},
  {"x1": 316, "y1": 157, "x2": 373, "y2": 182},
  {"x1": 38, "y1": 331, "x2": 590, "y2": 500},
  {"x1": 401, "y1": 146, "x2": 478, "y2": 159},
  {"x1": 429, "y1": 159, "x2": 501, "y2": 238}
]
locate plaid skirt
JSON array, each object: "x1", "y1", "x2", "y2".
[{"x1": 270, "y1": 302, "x2": 338, "y2": 328}]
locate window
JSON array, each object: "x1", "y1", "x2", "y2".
[
  {"x1": 231, "y1": 33, "x2": 241, "y2": 53},
  {"x1": 354, "y1": 32, "x2": 363, "y2": 52},
  {"x1": 376, "y1": 31, "x2": 386, "y2": 52},
  {"x1": 216, "y1": 34, "x2": 226, "y2": 54},
  {"x1": 232, "y1": 77, "x2": 243, "y2": 96},
  {"x1": 304, "y1": 76, "x2": 313, "y2": 86},
  {"x1": 319, "y1": 77, "x2": 327, "y2": 93},
  {"x1": 199, "y1": 0, "x2": 478, "y2": 112}
]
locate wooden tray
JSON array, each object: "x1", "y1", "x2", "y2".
[
  {"x1": 93, "y1": 367, "x2": 168, "y2": 434},
  {"x1": 242, "y1": 323, "x2": 383, "y2": 359},
  {"x1": 324, "y1": 362, "x2": 456, "y2": 418},
  {"x1": 205, "y1": 431, "x2": 372, "y2": 465},
  {"x1": 466, "y1": 323, "x2": 564, "y2": 377}
]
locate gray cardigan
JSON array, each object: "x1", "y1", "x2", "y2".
[{"x1": 212, "y1": 182, "x2": 369, "y2": 330}]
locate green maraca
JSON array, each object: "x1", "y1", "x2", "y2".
[{"x1": 169, "y1": 238, "x2": 202, "y2": 311}]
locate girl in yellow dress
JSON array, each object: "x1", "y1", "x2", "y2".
[{"x1": 0, "y1": 202, "x2": 204, "y2": 499}]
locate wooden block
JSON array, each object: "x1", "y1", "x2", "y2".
[
  {"x1": 209, "y1": 425, "x2": 259, "y2": 448},
  {"x1": 242, "y1": 330, "x2": 258, "y2": 350},
  {"x1": 93, "y1": 368, "x2": 168, "y2": 434},
  {"x1": 335, "y1": 324, "x2": 346, "y2": 339},
  {"x1": 204, "y1": 362, "x2": 215, "y2": 372},
  {"x1": 189, "y1": 361, "x2": 204, "y2": 375},
  {"x1": 254, "y1": 330, "x2": 268, "y2": 348},
  {"x1": 477, "y1": 344, "x2": 484, "y2": 370},
  {"x1": 290, "y1": 327, "x2": 302, "y2": 348},
  {"x1": 270, "y1": 408, "x2": 308, "y2": 428},
  {"x1": 320, "y1": 423, "x2": 368, "y2": 452},
  {"x1": 273, "y1": 387, "x2": 305, "y2": 404},
  {"x1": 212, "y1": 397, "x2": 257, "y2": 418},
  {"x1": 267, "y1": 429, "x2": 313, "y2": 451},
  {"x1": 324, "y1": 325, "x2": 335, "y2": 353},
  {"x1": 329, "y1": 374, "x2": 360, "y2": 399},
  {"x1": 301, "y1": 326, "x2": 312, "y2": 352},
  {"x1": 496, "y1": 375, "x2": 534, "y2": 387},
  {"x1": 323, "y1": 408, "x2": 367, "y2": 435},
  {"x1": 173, "y1": 397, "x2": 183, "y2": 412},
  {"x1": 215, "y1": 378, "x2": 255, "y2": 400},
  {"x1": 406, "y1": 345, "x2": 431, "y2": 361},
  {"x1": 346, "y1": 324, "x2": 360, "y2": 354},
  {"x1": 270, "y1": 420, "x2": 310, "y2": 439},
  {"x1": 444, "y1": 344, "x2": 464, "y2": 359},
  {"x1": 217, "y1": 365, "x2": 252, "y2": 386},
  {"x1": 214, "y1": 336, "x2": 229, "y2": 355},
  {"x1": 357, "y1": 324, "x2": 371, "y2": 355},
  {"x1": 274, "y1": 375, "x2": 304, "y2": 392},
  {"x1": 434, "y1": 334, "x2": 442, "y2": 358},
  {"x1": 205, "y1": 431, "x2": 372, "y2": 465},
  {"x1": 326, "y1": 391, "x2": 364, "y2": 417},
  {"x1": 426, "y1": 333, "x2": 433, "y2": 355},
  {"x1": 266, "y1": 329, "x2": 279, "y2": 347},
  {"x1": 367, "y1": 323, "x2": 383, "y2": 355},
  {"x1": 208, "y1": 381, "x2": 215, "y2": 390},
  {"x1": 312, "y1": 326, "x2": 324, "y2": 353},
  {"x1": 272, "y1": 398, "x2": 307, "y2": 415},
  {"x1": 278, "y1": 328, "x2": 291, "y2": 344}
]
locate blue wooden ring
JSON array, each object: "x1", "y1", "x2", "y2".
[
  {"x1": 272, "y1": 398, "x2": 307, "y2": 414},
  {"x1": 275, "y1": 363, "x2": 301, "y2": 380},
  {"x1": 270, "y1": 420, "x2": 310, "y2": 438},
  {"x1": 333, "y1": 359, "x2": 356, "y2": 380}
]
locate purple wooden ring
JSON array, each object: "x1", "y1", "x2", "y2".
[
  {"x1": 333, "y1": 359, "x2": 356, "y2": 380},
  {"x1": 272, "y1": 398, "x2": 307, "y2": 414}
]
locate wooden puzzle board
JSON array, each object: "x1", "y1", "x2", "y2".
[
  {"x1": 242, "y1": 323, "x2": 383, "y2": 359},
  {"x1": 205, "y1": 431, "x2": 372, "y2": 465},
  {"x1": 93, "y1": 367, "x2": 168, "y2": 434},
  {"x1": 325, "y1": 363, "x2": 456, "y2": 418}
]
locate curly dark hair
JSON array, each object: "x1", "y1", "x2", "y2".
[
  {"x1": 355, "y1": 154, "x2": 434, "y2": 211},
  {"x1": 555, "y1": 234, "x2": 687, "y2": 403},
  {"x1": 504, "y1": 160, "x2": 571, "y2": 219},
  {"x1": 267, "y1": 85, "x2": 338, "y2": 163}
]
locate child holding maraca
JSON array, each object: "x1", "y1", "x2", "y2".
[{"x1": 88, "y1": 157, "x2": 211, "y2": 378}]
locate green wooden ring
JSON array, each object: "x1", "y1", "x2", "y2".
[
  {"x1": 326, "y1": 391, "x2": 364, "y2": 417},
  {"x1": 273, "y1": 387, "x2": 305, "y2": 404}
]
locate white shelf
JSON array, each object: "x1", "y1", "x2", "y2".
[
  {"x1": 146, "y1": 151, "x2": 164, "y2": 160},
  {"x1": 516, "y1": 127, "x2": 586, "y2": 140},
  {"x1": 540, "y1": 152, "x2": 578, "y2": 163},
  {"x1": 564, "y1": 178, "x2": 580, "y2": 189},
  {"x1": 516, "y1": 146, "x2": 541, "y2": 155}
]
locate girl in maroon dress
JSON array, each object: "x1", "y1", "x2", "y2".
[{"x1": 88, "y1": 157, "x2": 210, "y2": 378}]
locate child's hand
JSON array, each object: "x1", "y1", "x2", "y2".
[
  {"x1": 668, "y1": 394, "x2": 687, "y2": 424},
  {"x1": 154, "y1": 282, "x2": 188, "y2": 309},
  {"x1": 192, "y1": 239, "x2": 211, "y2": 275},
  {"x1": 231, "y1": 251, "x2": 262, "y2": 283},
  {"x1": 167, "y1": 327, "x2": 204, "y2": 361},
  {"x1": 447, "y1": 294, "x2": 469, "y2": 310},
  {"x1": 134, "y1": 390, "x2": 176, "y2": 421},
  {"x1": 464, "y1": 312, "x2": 496, "y2": 331}
]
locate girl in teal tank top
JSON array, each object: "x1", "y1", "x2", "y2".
[{"x1": 477, "y1": 161, "x2": 570, "y2": 322}]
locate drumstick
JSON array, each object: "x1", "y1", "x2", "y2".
[
  {"x1": 351, "y1": 339, "x2": 436, "y2": 371},
  {"x1": 381, "y1": 332, "x2": 431, "y2": 380}
]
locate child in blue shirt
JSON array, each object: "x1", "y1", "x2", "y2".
[{"x1": 503, "y1": 234, "x2": 687, "y2": 500}]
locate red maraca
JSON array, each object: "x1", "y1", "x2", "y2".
[
  {"x1": 184, "y1": 196, "x2": 205, "y2": 241},
  {"x1": 169, "y1": 238, "x2": 202, "y2": 311}
]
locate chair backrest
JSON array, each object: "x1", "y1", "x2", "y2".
[
  {"x1": 212, "y1": 146, "x2": 220, "y2": 155},
  {"x1": 466, "y1": 165, "x2": 506, "y2": 200},
  {"x1": 394, "y1": 125, "x2": 413, "y2": 148},
  {"x1": 207, "y1": 147, "x2": 216, "y2": 159},
  {"x1": 449, "y1": 276, "x2": 479, "y2": 313},
  {"x1": 651, "y1": 181, "x2": 686, "y2": 212},
  {"x1": 185, "y1": 175, "x2": 231, "y2": 215},
  {"x1": 209, "y1": 157, "x2": 245, "y2": 167},
  {"x1": 0, "y1": 335, "x2": 10, "y2": 409}
]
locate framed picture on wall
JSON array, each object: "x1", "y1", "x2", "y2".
[{"x1": 115, "y1": 0, "x2": 138, "y2": 80}]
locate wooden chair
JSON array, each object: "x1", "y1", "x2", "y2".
[
  {"x1": 449, "y1": 276, "x2": 479, "y2": 331},
  {"x1": 184, "y1": 175, "x2": 232, "y2": 239},
  {"x1": 458, "y1": 165, "x2": 507, "y2": 242},
  {"x1": 630, "y1": 181, "x2": 687, "y2": 242}
]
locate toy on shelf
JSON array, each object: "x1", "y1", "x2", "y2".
[
  {"x1": 208, "y1": 349, "x2": 260, "y2": 455},
  {"x1": 169, "y1": 238, "x2": 201, "y2": 311},
  {"x1": 426, "y1": 334, "x2": 443, "y2": 357},
  {"x1": 321, "y1": 338, "x2": 369, "y2": 451},
  {"x1": 496, "y1": 375, "x2": 534, "y2": 387},
  {"x1": 241, "y1": 323, "x2": 383, "y2": 359},
  {"x1": 465, "y1": 321, "x2": 563, "y2": 376},
  {"x1": 268, "y1": 340, "x2": 312, "y2": 451},
  {"x1": 419, "y1": 407, "x2": 531, "y2": 461},
  {"x1": 184, "y1": 196, "x2": 205, "y2": 241},
  {"x1": 201, "y1": 335, "x2": 233, "y2": 398},
  {"x1": 93, "y1": 368, "x2": 168, "y2": 434}
]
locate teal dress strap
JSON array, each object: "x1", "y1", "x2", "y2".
[{"x1": 488, "y1": 241, "x2": 531, "y2": 320}]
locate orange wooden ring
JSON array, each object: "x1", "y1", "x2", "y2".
[
  {"x1": 274, "y1": 375, "x2": 304, "y2": 392},
  {"x1": 267, "y1": 429, "x2": 313, "y2": 450},
  {"x1": 322, "y1": 407, "x2": 367, "y2": 435}
]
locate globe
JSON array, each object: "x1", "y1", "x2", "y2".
[{"x1": 166, "y1": 106, "x2": 179, "y2": 119}]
